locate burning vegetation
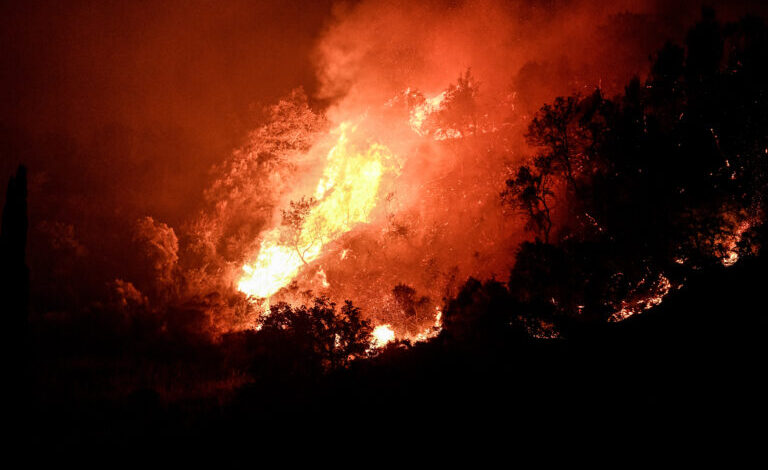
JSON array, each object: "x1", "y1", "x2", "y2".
[
  {"x1": 12, "y1": 5, "x2": 764, "y2": 349},
  {"x1": 177, "y1": 73, "x2": 525, "y2": 342},
  {"x1": 4, "y1": 2, "x2": 768, "y2": 458},
  {"x1": 169, "y1": 8, "x2": 766, "y2": 346}
]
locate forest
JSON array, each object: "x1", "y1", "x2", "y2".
[{"x1": 2, "y1": 3, "x2": 767, "y2": 464}]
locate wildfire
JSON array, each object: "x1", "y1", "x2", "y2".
[
  {"x1": 237, "y1": 122, "x2": 398, "y2": 300},
  {"x1": 411, "y1": 307, "x2": 443, "y2": 342},
  {"x1": 409, "y1": 91, "x2": 446, "y2": 135},
  {"x1": 609, "y1": 275, "x2": 673, "y2": 322},
  {"x1": 721, "y1": 219, "x2": 752, "y2": 267},
  {"x1": 369, "y1": 307, "x2": 443, "y2": 349},
  {"x1": 370, "y1": 324, "x2": 396, "y2": 348},
  {"x1": 234, "y1": 84, "x2": 473, "y2": 335}
]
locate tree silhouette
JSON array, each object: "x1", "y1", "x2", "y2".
[
  {"x1": 425, "y1": 69, "x2": 481, "y2": 138},
  {"x1": 502, "y1": 165, "x2": 554, "y2": 242},
  {"x1": 257, "y1": 297, "x2": 373, "y2": 373},
  {"x1": 526, "y1": 96, "x2": 582, "y2": 188},
  {"x1": 391, "y1": 283, "x2": 433, "y2": 336},
  {"x1": 498, "y1": 9, "x2": 768, "y2": 327},
  {"x1": 1, "y1": 165, "x2": 29, "y2": 434},
  {"x1": 441, "y1": 278, "x2": 523, "y2": 346},
  {"x1": 1, "y1": 165, "x2": 29, "y2": 340}
]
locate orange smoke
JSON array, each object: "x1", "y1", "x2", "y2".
[{"x1": 182, "y1": 0, "x2": 735, "y2": 337}]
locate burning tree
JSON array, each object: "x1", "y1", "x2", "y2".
[
  {"x1": 280, "y1": 196, "x2": 321, "y2": 267},
  {"x1": 186, "y1": 88, "x2": 327, "y2": 292},
  {"x1": 425, "y1": 69, "x2": 481, "y2": 138}
]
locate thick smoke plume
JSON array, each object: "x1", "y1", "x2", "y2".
[
  {"x1": 184, "y1": 0, "x2": 728, "y2": 335},
  {"x1": 4, "y1": 0, "x2": 767, "y2": 337}
]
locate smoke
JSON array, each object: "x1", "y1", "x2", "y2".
[
  {"x1": 137, "y1": 0, "x2": 768, "y2": 335},
  {"x1": 263, "y1": 0, "x2": 760, "y2": 335},
  {"x1": 132, "y1": 216, "x2": 180, "y2": 301},
  {"x1": 111, "y1": 279, "x2": 149, "y2": 315},
  {"x1": 0, "y1": 0, "x2": 335, "y2": 316},
  {"x1": 276, "y1": 0, "x2": 677, "y2": 333},
  {"x1": 5, "y1": 0, "x2": 768, "y2": 336}
]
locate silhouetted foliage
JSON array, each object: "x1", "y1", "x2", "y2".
[
  {"x1": 1, "y1": 165, "x2": 29, "y2": 337},
  {"x1": 425, "y1": 69, "x2": 482, "y2": 138},
  {"x1": 502, "y1": 165, "x2": 553, "y2": 242},
  {"x1": 15, "y1": 10, "x2": 768, "y2": 460},
  {"x1": 499, "y1": 9, "x2": 768, "y2": 327},
  {"x1": 1, "y1": 165, "x2": 30, "y2": 441},
  {"x1": 255, "y1": 297, "x2": 372, "y2": 376},
  {"x1": 442, "y1": 278, "x2": 524, "y2": 345},
  {"x1": 390, "y1": 283, "x2": 433, "y2": 336}
]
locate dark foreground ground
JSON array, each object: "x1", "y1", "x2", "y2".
[{"x1": 8, "y1": 253, "x2": 764, "y2": 465}]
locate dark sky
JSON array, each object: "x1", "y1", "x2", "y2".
[
  {"x1": 1, "y1": 0, "x2": 335, "y2": 222},
  {"x1": 3, "y1": 0, "x2": 766, "y2": 224}
]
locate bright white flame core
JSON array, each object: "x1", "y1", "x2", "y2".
[
  {"x1": 238, "y1": 122, "x2": 398, "y2": 299},
  {"x1": 371, "y1": 324, "x2": 396, "y2": 348}
]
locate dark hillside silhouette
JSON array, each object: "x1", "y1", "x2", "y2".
[
  {"x1": 1, "y1": 165, "x2": 29, "y2": 451},
  {"x1": 503, "y1": 9, "x2": 768, "y2": 329},
  {"x1": 9, "y1": 7, "x2": 768, "y2": 464},
  {"x1": 1, "y1": 165, "x2": 29, "y2": 349}
]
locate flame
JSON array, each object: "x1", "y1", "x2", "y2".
[
  {"x1": 370, "y1": 307, "x2": 443, "y2": 349},
  {"x1": 721, "y1": 219, "x2": 752, "y2": 267},
  {"x1": 409, "y1": 91, "x2": 446, "y2": 135},
  {"x1": 238, "y1": 122, "x2": 397, "y2": 299},
  {"x1": 371, "y1": 324, "x2": 396, "y2": 348},
  {"x1": 410, "y1": 307, "x2": 443, "y2": 342},
  {"x1": 610, "y1": 274, "x2": 673, "y2": 322}
]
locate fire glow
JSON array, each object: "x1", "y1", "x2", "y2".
[
  {"x1": 371, "y1": 324, "x2": 396, "y2": 348},
  {"x1": 237, "y1": 122, "x2": 398, "y2": 299},
  {"x1": 232, "y1": 91, "x2": 457, "y2": 344}
]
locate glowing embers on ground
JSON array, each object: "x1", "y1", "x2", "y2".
[
  {"x1": 608, "y1": 216, "x2": 757, "y2": 322},
  {"x1": 609, "y1": 274, "x2": 673, "y2": 322},
  {"x1": 237, "y1": 122, "x2": 398, "y2": 300},
  {"x1": 721, "y1": 219, "x2": 753, "y2": 267}
]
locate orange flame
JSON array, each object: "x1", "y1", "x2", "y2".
[
  {"x1": 237, "y1": 122, "x2": 398, "y2": 299},
  {"x1": 371, "y1": 324, "x2": 396, "y2": 348},
  {"x1": 409, "y1": 90, "x2": 446, "y2": 135}
]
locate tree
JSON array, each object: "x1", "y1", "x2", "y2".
[
  {"x1": 258, "y1": 297, "x2": 373, "y2": 372},
  {"x1": 391, "y1": 283, "x2": 433, "y2": 336},
  {"x1": 425, "y1": 69, "x2": 481, "y2": 138},
  {"x1": 188, "y1": 88, "x2": 327, "y2": 270},
  {"x1": 502, "y1": 165, "x2": 554, "y2": 243},
  {"x1": 504, "y1": 90, "x2": 610, "y2": 243},
  {"x1": 525, "y1": 96, "x2": 581, "y2": 189},
  {"x1": 1, "y1": 165, "x2": 29, "y2": 419},
  {"x1": 441, "y1": 278, "x2": 523, "y2": 346},
  {"x1": 498, "y1": 10, "x2": 768, "y2": 328},
  {"x1": 1, "y1": 165, "x2": 29, "y2": 337},
  {"x1": 280, "y1": 196, "x2": 320, "y2": 266}
]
